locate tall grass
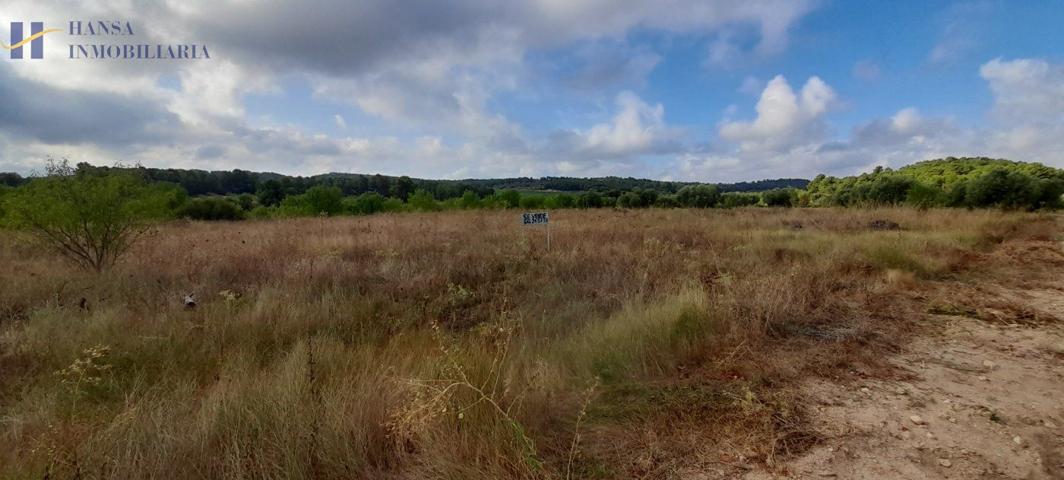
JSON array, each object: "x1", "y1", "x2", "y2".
[{"x1": 0, "y1": 208, "x2": 1057, "y2": 478}]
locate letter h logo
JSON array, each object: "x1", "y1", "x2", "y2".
[{"x1": 7, "y1": 22, "x2": 46, "y2": 59}]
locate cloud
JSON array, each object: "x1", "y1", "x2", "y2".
[
  {"x1": 978, "y1": 58, "x2": 1064, "y2": 164},
  {"x1": 0, "y1": 63, "x2": 181, "y2": 147},
  {"x1": 581, "y1": 91, "x2": 680, "y2": 157},
  {"x1": 0, "y1": 0, "x2": 822, "y2": 179},
  {"x1": 927, "y1": 2, "x2": 992, "y2": 65},
  {"x1": 718, "y1": 75, "x2": 837, "y2": 152},
  {"x1": 738, "y1": 76, "x2": 763, "y2": 95},
  {"x1": 555, "y1": 41, "x2": 662, "y2": 91},
  {"x1": 334, "y1": 114, "x2": 347, "y2": 129}
]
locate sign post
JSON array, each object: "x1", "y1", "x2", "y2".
[{"x1": 521, "y1": 211, "x2": 550, "y2": 251}]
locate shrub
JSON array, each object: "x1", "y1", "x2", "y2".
[
  {"x1": 494, "y1": 190, "x2": 521, "y2": 209},
  {"x1": 719, "y1": 192, "x2": 760, "y2": 209},
  {"x1": 345, "y1": 192, "x2": 386, "y2": 215},
  {"x1": 1, "y1": 160, "x2": 174, "y2": 271},
  {"x1": 964, "y1": 168, "x2": 1041, "y2": 209},
  {"x1": 577, "y1": 191, "x2": 603, "y2": 208},
  {"x1": 236, "y1": 193, "x2": 256, "y2": 211},
  {"x1": 866, "y1": 175, "x2": 913, "y2": 205},
  {"x1": 676, "y1": 184, "x2": 720, "y2": 208},
  {"x1": 519, "y1": 195, "x2": 546, "y2": 209},
  {"x1": 407, "y1": 189, "x2": 440, "y2": 212},
  {"x1": 762, "y1": 188, "x2": 797, "y2": 207},
  {"x1": 459, "y1": 190, "x2": 481, "y2": 209},
  {"x1": 616, "y1": 192, "x2": 641, "y2": 209},
  {"x1": 176, "y1": 197, "x2": 246, "y2": 221},
  {"x1": 544, "y1": 194, "x2": 575, "y2": 209},
  {"x1": 279, "y1": 185, "x2": 344, "y2": 216},
  {"x1": 256, "y1": 179, "x2": 285, "y2": 207},
  {"x1": 905, "y1": 182, "x2": 945, "y2": 209},
  {"x1": 654, "y1": 195, "x2": 679, "y2": 208}
]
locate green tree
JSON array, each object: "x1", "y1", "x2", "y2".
[
  {"x1": 494, "y1": 190, "x2": 522, "y2": 208},
  {"x1": 304, "y1": 185, "x2": 344, "y2": 215},
  {"x1": 519, "y1": 195, "x2": 545, "y2": 209},
  {"x1": 676, "y1": 184, "x2": 720, "y2": 208},
  {"x1": 905, "y1": 182, "x2": 945, "y2": 209},
  {"x1": 408, "y1": 189, "x2": 439, "y2": 211},
  {"x1": 762, "y1": 188, "x2": 797, "y2": 207},
  {"x1": 236, "y1": 193, "x2": 256, "y2": 211},
  {"x1": 256, "y1": 179, "x2": 285, "y2": 207},
  {"x1": 459, "y1": 190, "x2": 481, "y2": 209},
  {"x1": 577, "y1": 191, "x2": 603, "y2": 208},
  {"x1": 617, "y1": 191, "x2": 642, "y2": 208},
  {"x1": 965, "y1": 168, "x2": 1037, "y2": 209},
  {"x1": 2, "y1": 161, "x2": 175, "y2": 272},
  {"x1": 392, "y1": 176, "x2": 416, "y2": 200},
  {"x1": 176, "y1": 197, "x2": 245, "y2": 221},
  {"x1": 720, "y1": 192, "x2": 760, "y2": 208},
  {"x1": 346, "y1": 192, "x2": 386, "y2": 215}
]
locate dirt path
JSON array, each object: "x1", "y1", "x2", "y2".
[{"x1": 746, "y1": 285, "x2": 1064, "y2": 480}]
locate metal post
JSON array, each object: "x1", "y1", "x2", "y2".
[{"x1": 547, "y1": 221, "x2": 551, "y2": 252}]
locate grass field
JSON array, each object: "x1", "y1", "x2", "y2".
[{"x1": 0, "y1": 208, "x2": 1059, "y2": 479}]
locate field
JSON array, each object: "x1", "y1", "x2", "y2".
[{"x1": 1, "y1": 208, "x2": 1061, "y2": 479}]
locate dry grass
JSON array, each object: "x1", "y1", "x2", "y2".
[{"x1": 0, "y1": 208, "x2": 1058, "y2": 478}]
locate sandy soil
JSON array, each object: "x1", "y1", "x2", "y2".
[{"x1": 744, "y1": 284, "x2": 1064, "y2": 480}]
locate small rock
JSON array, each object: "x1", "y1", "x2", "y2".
[
  {"x1": 897, "y1": 387, "x2": 907, "y2": 395},
  {"x1": 910, "y1": 415, "x2": 926, "y2": 425},
  {"x1": 978, "y1": 376, "x2": 989, "y2": 381},
  {"x1": 861, "y1": 387, "x2": 871, "y2": 394},
  {"x1": 937, "y1": 459, "x2": 952, "y2": 468},
  {"x1": 983, "y1": 360, "x2": 997, "y2": 369},
  {"x1": 1044, "y1": 420, "x2": 1058, "y2": 428},
  {"x1": 817, "y1": 472, "x2": 837, "y2": 478},
  {"x1": 1013, "y1": 435, "x2": 1024, "y2": 446}
]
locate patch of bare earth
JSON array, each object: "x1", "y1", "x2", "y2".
[{"x1": 745, "y1": 278, "x2": 1064, "y2": 478}]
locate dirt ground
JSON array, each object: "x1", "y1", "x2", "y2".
[{"x1": 744, "y1": 281, "x2": 1064, "y2": 480}]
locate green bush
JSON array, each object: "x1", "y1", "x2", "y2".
[
  {"x1": 459, "y1": 190, "x2": 481, "y2": 209},
  {"x1": 719, "y1": 192, "x2": 760, "y2": 208},
  {"x1": 577, "y1": 191, "x2": 604, "y2": 208},
  {"x1": 345, "y1": 192, "x2": 386, "y2": 215},
  {"x1": 176, "y1": 197, "x2": 245, "y2": 221},
  {"x1": 964, "y1": 168, "x2": 1038, "y2": 209},
  {"x1": 676, "y1": 184, "x2": 720, "y2": 208},
  {"x1": 905, "y1": 182, "x2": 945, "y2": 209},
  {"x1": 407, "y1": 189, "x2": 439, "y2": 211},
  {"x1": 494, "y1": 190, "x2": 521, "y2": 209},
  {"x1": 543, "y1": 194, "x2": 575, "y2": 209},
  {"x1": 762, "y1": 188, "x2": 797, "y2": 207},
  {"x1": 2, "y1": 161, "x2": 176, "y2": 271},
  {"x1": 279, "y1": 185, "x2": 344, "y2": 216}
]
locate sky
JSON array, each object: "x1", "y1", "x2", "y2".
[{"x1": 1, "y1": 0, "x2": 1062, "y2": 182}]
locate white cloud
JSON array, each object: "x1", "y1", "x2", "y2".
[
  {"x1": 584, "y1": 91, "x2": 671, "y2": 155},
  {"x1": 978, "y1": 58, "x2": 1064, "y2": 164},
  {"x1": 334, "y1": 114, "x2": 347, "y2": 129},
  {"x1": 718, "y1": 75, "x2": 837, "y2": 152},
  {"x1": 738, "y1": 76, "x2": 763, "y2": 95},
  {"x1": 927, "y1": 2, "x2": 991, "y2": 65}
]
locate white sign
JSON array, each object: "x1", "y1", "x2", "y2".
[{"x1": 521, "y1": 212, "x2": 549, "y2": 225}]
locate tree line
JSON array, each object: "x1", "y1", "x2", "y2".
[
  {"x1": 0, "y1": 163, "x2": 807, "y2": 198},
  {"x1": 806, "y1": 157, "x2": 1064, "y2": 210}
]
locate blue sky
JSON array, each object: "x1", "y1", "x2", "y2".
[{"x1": 1, "y1": 0, "x2": 1062, "y2": 181}]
